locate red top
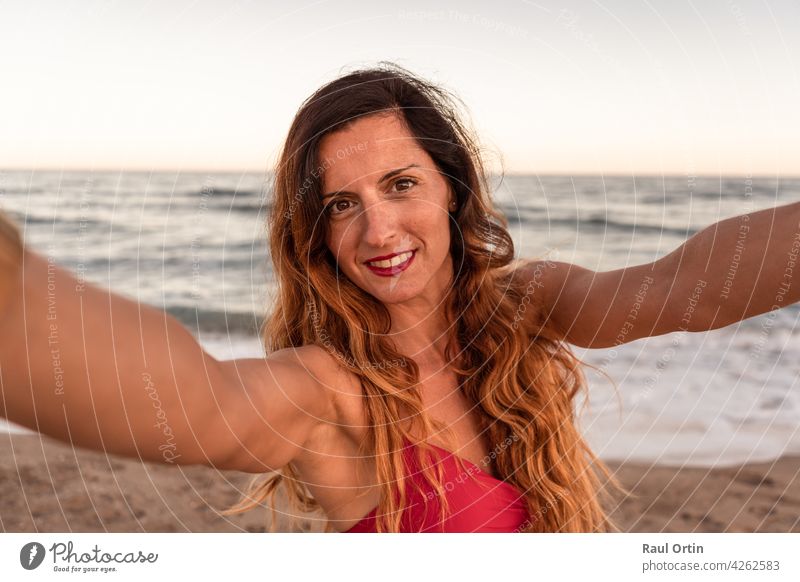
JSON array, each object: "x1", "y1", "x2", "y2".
[{"x1": 344, "y1": 440, "x2": 531, "y2": 533}]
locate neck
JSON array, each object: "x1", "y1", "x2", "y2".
[
  {"x1": 386, "y1": 258, "x2": 456, "y2": 366},
  {"x1": 388, "y1": 309, "x2": 452, "y2": 366}
]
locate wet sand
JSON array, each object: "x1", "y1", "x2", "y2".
[{"x1": 1, "y1": 433, "x2": 797, "y2": 532}]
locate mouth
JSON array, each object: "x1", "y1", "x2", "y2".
[{"x1": 363, "y1": 249, "x2": 416, "y2": 277}]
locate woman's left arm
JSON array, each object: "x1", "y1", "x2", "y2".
[{"x1": 521, "y1": 200, "x2": 800, "y2": 348}]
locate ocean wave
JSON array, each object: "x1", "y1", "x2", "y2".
[
  {"x1": 503, "y1": 212, "x2": 698, "y2": 237},
  {"x1": 166, "y1": 305, "x2": 264, "y2": 334}
]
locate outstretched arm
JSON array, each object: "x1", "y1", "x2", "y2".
[
  {"x1": 518, "y1": 200, "x2": 800, "y2": 348},
  {"x1": 0, "y1": 211, "x2": 334, "y2": 472},
  {"x1": 659, "y1": 200, "x2": 800, "y2": 330}
]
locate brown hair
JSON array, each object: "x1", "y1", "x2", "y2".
[{"x1": 224, "y1": 62, "x2": 626, "y2": 532}]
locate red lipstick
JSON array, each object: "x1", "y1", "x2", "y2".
[{"x1": 364, "y1": 249, "x2": 416, "y2": 277}]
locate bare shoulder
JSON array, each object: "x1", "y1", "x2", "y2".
[
  {"x1": 505, "y1": 258, "x2": 565, "y2": 330},
  {"x1": 223, "y1": 344, "x2": 344, "y2": 419},
  {"x1": 507, "y1": 257, "x2": 615, "y2": 345},
  {"x1": 295, "y1": 344, "x2": 367, "y2": 428},
  {"x1": 208, "y1": 344, "x2": 355, "y2": 472},
  {"x1": 258, "y1": 344, "x2": 369, "y2": 471},
  {"x1": 508, "y1": 257, "x2": 561, "y2": 283},
  {"x1": 291, "y1": 344, "x2": 370, "y2": 447}
]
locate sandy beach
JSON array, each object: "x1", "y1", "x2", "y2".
[{"x1": 1, "y1": 433, "x2": 797, "y2": 533}]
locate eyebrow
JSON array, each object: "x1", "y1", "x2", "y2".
[{"x1": 321, "y1": 164, "x2": 421, "y2": 201}]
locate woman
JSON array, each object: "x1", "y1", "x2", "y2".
[{"x1": 1, "y1": 63, "x2": 798, "y2": 533}]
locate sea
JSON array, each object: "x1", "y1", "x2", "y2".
[{"x1": 1, "y1": 170, "x2": 798, "y2": 468}]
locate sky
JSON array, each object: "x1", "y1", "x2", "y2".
[{"x1": 0, "y1": 0, "x2": 798, "y2": 176}]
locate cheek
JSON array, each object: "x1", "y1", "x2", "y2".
[
  {"x1": 420, "y1": 203, "x2": 451, "y2": 237},
  {"x1": 400, "y1": 202, "x2": 450, "y2": 247},
  {"x1": 326, "y1": 226, "x2": 355, "y2": 263}
]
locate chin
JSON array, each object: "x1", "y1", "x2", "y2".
[
  {"x1": 368, "y1": 283, "x2": 422, "y2": 304},
  {"x1": 351, "y1": 276, "x2": 423, "y2": 305}
]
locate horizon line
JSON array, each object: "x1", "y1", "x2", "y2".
[{"x1": 1, "y1": 166, "x2": 797, "y2": 180}]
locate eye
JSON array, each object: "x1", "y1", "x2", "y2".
[
  {"x1": 325, "y1": 198, "x2": 353, "y2": 216},
  {"x1": 392, "y1": 178, "x2": 417, "y2": 192}
]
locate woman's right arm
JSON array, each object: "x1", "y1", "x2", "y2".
[{"x1": 0, "y1": 212, "x2": 335, "y2": 472}]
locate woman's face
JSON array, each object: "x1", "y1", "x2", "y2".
[{"x1": 319, "y1": 113, "x2": 455, "y2": 305}]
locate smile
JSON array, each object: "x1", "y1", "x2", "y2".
[{"x1": 365, "y1": 250, "x2": 416, "y2": 276}]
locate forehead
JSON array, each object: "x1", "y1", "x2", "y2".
[{"x1": 318, "y1": 113, "x2": 433, "y2": 189}]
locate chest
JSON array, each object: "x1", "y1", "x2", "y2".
[
  {"x1": 291, "y1": 363, "x2": 497, "y2": 528},
  {"x1": 339, "y1": 364, "x2": 494, "y2": 472}
]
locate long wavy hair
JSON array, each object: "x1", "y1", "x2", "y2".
[{"x1": 224, "y1": 62, "x2": 627, "y2": 532}]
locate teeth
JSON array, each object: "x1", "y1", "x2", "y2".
[{"x1": 367, "y1": 251, "x2": 413, "y2": 268}]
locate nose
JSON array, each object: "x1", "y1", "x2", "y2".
[{"x1": 360, "y1": 200, "x2": 398, "y2": 249}]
